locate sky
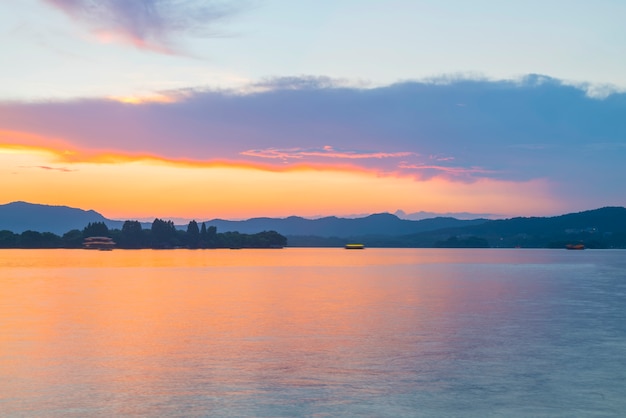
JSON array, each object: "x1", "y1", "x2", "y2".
[{"x1": 1, "y1": 0, "x2": 625, "y2": 221}]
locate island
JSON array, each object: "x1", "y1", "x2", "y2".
[{"x1": 0, "y1": 220, "x2": 287, "y2": 249}]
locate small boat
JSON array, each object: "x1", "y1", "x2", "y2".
[
  {"x1": 345, "y1": 243, "x2": 365, "y2": 250},
  {"x1": 83, "y1": 236, "x2": 116, "y2": 250},
  {"x1": 565, "y1": 243, "x2": 585, "y2": 250}
]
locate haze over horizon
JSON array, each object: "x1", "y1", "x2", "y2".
[{"x1": 1, "y1": 1, "x2": 625, "y2": 220}]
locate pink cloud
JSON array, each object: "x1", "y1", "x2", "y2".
[
  {"x1": 241, "y1": 146, "x2": 417, "y2": 161},
  {"x1": 42, "y1": 0, "x2": 238, "y2": 54}
]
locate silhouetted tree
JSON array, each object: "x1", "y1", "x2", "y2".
[
  {"x1": 252, "y1": 230, "x2": 287, "y2": 248},
  {"x1": 186, "y1": 220, "x2": 200, "y2": 248},
  {"x1": 120, "y1": 220, "x2": 144, "y2": 248},
  {"x1": 220, "y1": 231, "x2": 243, "y2": 248},
  {"x1": 207, "y1": 225, "x2": 217, "y2": 248},
  {"x1": 110, "y1": 229, "x2": 122, "y2": 246},
  {"x1": 19, "y1": 230, "x2": 43, "y2": 248},
  {"x1": 62, "y1": 229, "x2": 84, "y2": 248},
  {"x1": 176, "y1": 229, "x2": 187, "y2": 246},
  {"x1": 0, "y1": 230, "x2": 18, "y2": 248},
  {"x1": 151, "y1": 218, "x2": 177, "y2": 248},
  {"x1": 200, "y1": 222, "x2": 208, "y2": 248},
  {"x1": 19, "y1": 230, "x2": 62, "y2": 248},
  {"x1": 83, "y1": 222, "x2": 109, "y2": 238}
]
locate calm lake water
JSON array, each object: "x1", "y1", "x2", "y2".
[{"x1": 1, "y1": 248, "x2": 625, "y2": 417}]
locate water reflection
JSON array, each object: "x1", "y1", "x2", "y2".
[{"x1": 1, "y1": 249, "x2": 625, "y2": 416}]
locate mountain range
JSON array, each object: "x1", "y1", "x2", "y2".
[
  {"x1": 1, "y1": 201, "x2": 625, "y2": 248},
  {"x1": 0, "y1": 201, "x2": 120, "y2": 234},
  {"x1": 0, "y1": 201, "x2": 486, "y2": 236}
]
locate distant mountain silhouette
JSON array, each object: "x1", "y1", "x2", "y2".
[
  {"x1": 0, "y1": 202, "x2": 124, "y2": 234},
  {"x1": 394, "y1": 209, "x2": 497, "y2": 221},
  {"x1": 202, "y1": 213, "x2": 486, "y2": 237},
  {"x1": 2, "y1": 202, "x2": 625, "y2": 248},
  {"x1": 0, "y1": 201, "x2": 487, "y2": 236},
  {"x1": 452, "y1": 207, "x2": 626, "y2": 236},
  {"x1": 393, "y1": 207, "x2": 626, "y2": 248}
]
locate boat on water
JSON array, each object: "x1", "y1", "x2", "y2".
[
  {"x1": 345, "y1": 243, "x2": 365, "y2": 250},
  {"x1": 565, "y1": 243, "x2": 585, "y2": 250},
  {"x1": 83, "y1": 236, "x2": 116, "y2": 250}
]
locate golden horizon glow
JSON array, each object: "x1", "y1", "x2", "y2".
[
  {"x1": 107, "y1": 93, "x2": 181, "y2": 105},
  {"x1": 0, "y1": 142, "x2": 563, "y2": 221}
]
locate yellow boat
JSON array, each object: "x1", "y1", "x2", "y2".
[{"x1": 344, "y1": 243, "x2": 365, "y2": 250}]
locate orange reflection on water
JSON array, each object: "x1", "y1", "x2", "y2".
[{"x1": 0, "y1": 248, "x2": 548, "y2": 416}]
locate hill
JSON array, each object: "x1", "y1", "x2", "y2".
[
  {"x1": 391, "y1": 207, "x2": 626, "y2": 248},
  {"x1": 0, "y1": 201, "x2": 124, "y2": 234},
  {"x1": 202, "y1": 213, "x2": 486, "y2": 237},
  {"x1": 0, "y1": 201, "x2": 486, "y2": 237}
]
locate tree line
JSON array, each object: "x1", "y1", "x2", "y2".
[{"x1": 0, "y1": 220, "x2": 287, "y2": 249}]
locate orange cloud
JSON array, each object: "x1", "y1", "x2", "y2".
[
  {"x1": 0, "y1": 130, "x2": 74, "y2": 151},
  {"x1": 0, "y1": 134, "x2": 377, "y2": 178},
  {"x1": 0, "y1": 141, "x2": 562, "y2": 221}
]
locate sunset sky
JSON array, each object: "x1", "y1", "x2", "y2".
[{"x1": 1, "y1": 0, "x2": 625, "y2": 221}]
